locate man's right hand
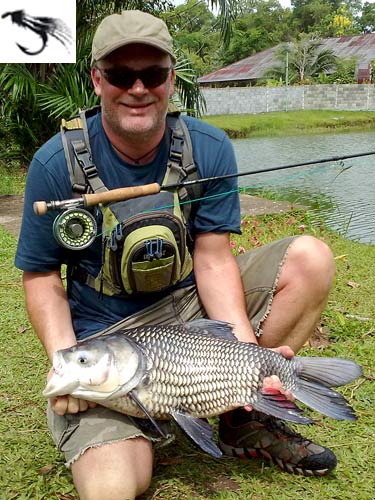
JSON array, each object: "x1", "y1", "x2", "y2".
[
  {"x1": 50, "y1": 395, "x2": 97, "y2": 416},
  {"x1": 47, "y1": 367, "x2": 97, "y2": 415}
]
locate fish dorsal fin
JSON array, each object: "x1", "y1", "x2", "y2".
[
  {"x1": 171, "y1": 411, "x2": 222, "y2": 458},
  {"x1": 185, "y1": 319, "x2": 237, "y2": 341}
]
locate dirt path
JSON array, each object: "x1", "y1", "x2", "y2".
[
  {"x1": 0, "y1": 194, "x2": 299, "y2": 239},
  {"x1": 0, "y1": 195, "x2": 25, "y2": 237}
]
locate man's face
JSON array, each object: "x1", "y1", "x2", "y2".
[{"x1": 91, "y1": 44, "x2": 175, "y2": 141}]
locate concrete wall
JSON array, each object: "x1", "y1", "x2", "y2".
[{"x1": 201, "y1": 84, "x2": 375, "y2": 115}]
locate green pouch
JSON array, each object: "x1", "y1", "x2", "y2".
[
  {"x1": 96, "y1": 192, "x2": 192, "y2": 296},
  {"x1": 120, "y1": 225, "x2": 181, "y2": 294},
  {"x1": 131, "y1": 255, "x2": 176, "y2": 293}
]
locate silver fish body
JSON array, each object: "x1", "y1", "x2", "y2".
[
  {"x1": 90, "y1": 324, "x2": 293, "y2": 419},
  {"x1": 44, "y1": 320, "x2": 362, "y2": 456}
]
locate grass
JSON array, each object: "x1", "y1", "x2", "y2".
[
  {"x1": 1, "y1": 209, "x2": 374, "y2": 500},
  {"x1": 0, "y1": 165, "x2": 26, "y2": 196},
  {"x1": 1, "y1": 111, "x2": 374, "y2": 498},
  {"x1": 202, "y1": 110, "x2": 375, "y2": 139}
]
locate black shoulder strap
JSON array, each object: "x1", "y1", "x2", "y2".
[
  {"x1": 166, "y1": 114, "x2": 202, "y2": 221},
  {"x1": 61, "y1": 106, "x2": 107, "y2": 194}
]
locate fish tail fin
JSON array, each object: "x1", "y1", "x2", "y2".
[{"x1": 293, "y1": 357, "x2": 363, "y2": 421}]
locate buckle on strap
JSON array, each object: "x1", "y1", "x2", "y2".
[
  {"x1": 72, "y1": 140, "x2": 98, "y2": 179},
  {"x1": 169, "y1": 132, "x2": 184, "y2": 164},
  {"x1": 81, "y1": 163, "x2": 99, "y2": 179}
]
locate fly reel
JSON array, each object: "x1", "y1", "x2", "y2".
[{"x1": 53, "y1": 208, "x2": 97, "y2": 250}]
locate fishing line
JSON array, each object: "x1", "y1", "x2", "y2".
[{"x1": 96, "y1": 159, "x2": 354, "y2": 239}]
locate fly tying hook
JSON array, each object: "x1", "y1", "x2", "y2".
[{"x1": 2, "y1": 9, "x2": 71, "y2": 56}]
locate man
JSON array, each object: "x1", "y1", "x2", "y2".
[{"x1": 15, "y1": 10, "x2": 336, "y2": 500}]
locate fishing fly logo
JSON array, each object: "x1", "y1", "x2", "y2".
[
  {"x1": 0, "y1": 3, "x2": 75, "y2": 62},
  {"x1": 2, "y1": 10, "x2": 71, "y2": 55}
]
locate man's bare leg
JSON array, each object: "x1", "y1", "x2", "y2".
[
  {"x1": 72, "y1": 438, "x2": 153, "y2": 500},
  {"x1": 258, "y1": 235, "x2": 335, "y2": 352}
]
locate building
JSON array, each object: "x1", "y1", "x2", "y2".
[{"x1": 198, "y1": 33, "x2": 375, "y2": 87}]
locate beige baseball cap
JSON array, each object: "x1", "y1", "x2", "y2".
[{"x1": 91, "y1": 10, "x2": 176, "y2": 66}]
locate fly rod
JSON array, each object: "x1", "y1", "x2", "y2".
[
  {"x1": 33, "y1": 150, "x2": 375, "y2": 215},
  {"x1": 164, "y1": 150, "x2": 375, "y2": 189}
]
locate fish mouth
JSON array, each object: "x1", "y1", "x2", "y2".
[
  {"x1": 43, "y1": 378, "x2": 80, "y2": 398},
  {"x1": 43, "y1": 352, "x2": 80, "y2": 398}
]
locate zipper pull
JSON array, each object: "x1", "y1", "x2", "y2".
[
  {"x1": 154, "y1": 238, "x2": 163, "y2": 259},
  {"x1": 115, "y1": 223, "x2": 123, "y2": 241},
  {"x1": 109, "y1": 227, "x2": 118, "y2": 251},
  {"x1": 145, "y1": 239, "x2": 153, "y2": 261}
]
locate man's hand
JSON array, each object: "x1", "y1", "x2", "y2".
[
  {"x1": 272, "y1": 345, "x2": 294, "y2": 359},
  {"x1": 47, "y1": 368, "x2": 97, "y2": 416},
  {"x1": 244, "y1": 345, "x2": 295, "y2": 411},
  {"x1": 263, "y1": 345, "x2": 295, "y2": 401},
  {"x1": 51, "y1": 395, "x2": 97, "y2": 416}
]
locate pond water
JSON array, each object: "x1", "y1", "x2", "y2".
[{"x1": 232, "y1": 131, "x2": 375, "y2": 245}]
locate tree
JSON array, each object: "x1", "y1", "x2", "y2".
[
  {"x1": 219, "y1": 0, "x2": 294, "y2": 66},
  {"x1": 165, "y1": 1, "x2": 220, "y2": 75},
  {"x1": 358, "y1": 1, "x2": 375, "y2": 32},
  {"x1": 266, "y1": 33, "x2": 338, "y2": 83},
  {"x1": 291, "y1": 0, "x2": 332, "y2": 32},
  {"x1": 317, "y1": 3, "x2": 362, "y2": 36}
]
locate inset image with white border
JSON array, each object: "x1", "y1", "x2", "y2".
[{"x1": 0, "y1": 0, "x2": 76, "y2": 63}]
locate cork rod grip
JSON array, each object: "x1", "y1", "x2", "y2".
[
  {"x1": 33, "y1": 201, "x2": 49, "y2": 216},
  {"x1": 83, "y1": 183, "x2": 161, "y2": 206},
  {"x1": 33, "y1": 183, "x2": 161, "y2": 216}
]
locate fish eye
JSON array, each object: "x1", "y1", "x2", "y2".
[{"x1": 77, "y1": 352, "x2": 89, "y2": 365}]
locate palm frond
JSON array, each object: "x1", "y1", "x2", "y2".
[
  {"x1": 206, "y1": 0, "x2": 237, "y2": 46},
  {"x1": 174, "y1": 50, "x2": 206, "y2": 116},
  {"x1": 0, "y1": 64, "x2": 38, "y2": 114}
]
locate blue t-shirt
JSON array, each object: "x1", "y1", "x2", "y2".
[{"x1": 15, "y1": 112, "x2": 241, "y2": 339}]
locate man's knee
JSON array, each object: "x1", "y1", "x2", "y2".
[
  {"x1": 71, "y1": 438, "x2": 153, "y2": 500},
  {"x1": 282, "y1": 235, "x2": 335, "y2": 292}
]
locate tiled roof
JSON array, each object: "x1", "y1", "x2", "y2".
[{"x1": 198, "y1": 33, "x2": 375, "y2": 84}]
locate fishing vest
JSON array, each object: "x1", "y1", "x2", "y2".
[{"x1": 60, "y1": 105, "x2": 202, "y2": 296}]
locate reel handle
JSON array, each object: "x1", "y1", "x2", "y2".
[{"x1": 33, "y1": 183, "x2": 161, "y2": 215}]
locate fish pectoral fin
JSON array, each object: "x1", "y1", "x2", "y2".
[
  {"x1": 252, "y1": 391, "x2": 314, "y2": 424},
  {"x1": 128, "y1": 390, "x2": 167, "y2": 439},
  {"x1": 171, "y1": 411, "x2": 222, "y2": 458}
]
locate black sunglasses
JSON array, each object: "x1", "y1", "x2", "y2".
[{"x1": 98, "y1": 65, "x2": 173, "y2": 90}]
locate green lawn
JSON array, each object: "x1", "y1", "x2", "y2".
[
  {"x1": 203, "y1": 110, "x2": 375, "y2": 139},
  {"x1": 1, "y1": 209, "x2": 374, "y2": 500},
  {"x1": 1, "y1": 109, "x2": 374, "y2": 498}
]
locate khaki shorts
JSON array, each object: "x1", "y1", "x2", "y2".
[{"x1": 47, "y1": 236, "x2": 296, "y2": 466}]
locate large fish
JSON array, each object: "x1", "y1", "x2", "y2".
[{"x1": 43, "y1": 320, "x2": 362, "y2": 457}]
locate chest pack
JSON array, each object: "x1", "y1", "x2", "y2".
[{"x1": 61, "y1": 106, "x2": 202, "y2": 296}]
